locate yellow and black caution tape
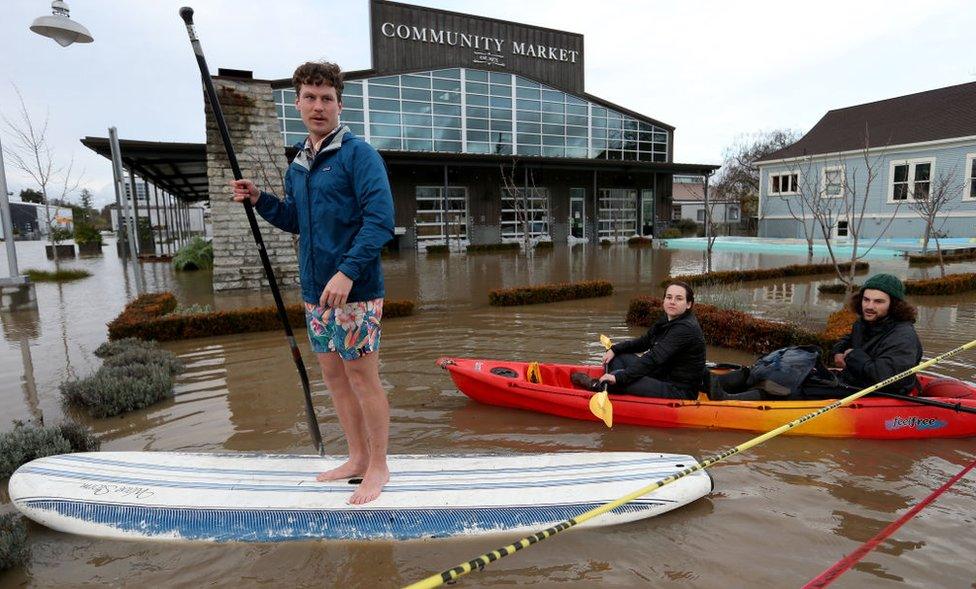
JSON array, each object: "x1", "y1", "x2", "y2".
[{"x1": 402, "y1": 338, "x2": 976, "y2": 589}]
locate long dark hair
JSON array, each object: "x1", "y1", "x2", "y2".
[
  {"x1": 664, "y1": 280, "x2": 695, "y2": 306},
  {"x1": 849, "y1": 290, "x2": 917, "y2": 323}
]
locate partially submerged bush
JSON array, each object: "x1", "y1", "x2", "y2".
[
  {"x1": 908, "y1": 249, "x2": 976, "y2": 265},
  {"x1": 62, "y1": 338, "x2": 184, "y2": 417},
  {"x1": 466, "y1": 242, "x2": 520, "y2": 253},
  {"x1": 627, "y1": 236, "x2": 652, "y2": 247},
  {"x1": 24, "y1": 268, "x2": 91, "y2": 282},
  {"x1": 666, "y1": 261, "x2": 870, "y2": 288},
  {"x1": 659, "y1": 228, "x2": 683, "y2": 239},
  {"x1": 0, "y1": 421, "x2": 100, "y2": 479},
  {"x1": 425, "y1": 244, "x2": 449, "y2": 254},
  {"x1": 818, "y1": 273, "x2": 976, "y2": 296},
  {"x1": 627, "y1": 296, "x2": 831, "y2": 356},
  {"x1": 489, "y1": 280, "x2": 613, "y2": 306},
  {"x1": 108, "y1": 292, "x2": 415, "y2": 341},
  {"x1": 172, "y1": 237, "x2": 213, "y2": 271},
  {"x1": 61, "y1": 364, "x2": 175, "y2": 418},
  {"x1": 0, "y1": 513, "x2": 29, "y2": 571},
  {"x1": 534, "y1": 240, "x2": 554, "y2": 250}
]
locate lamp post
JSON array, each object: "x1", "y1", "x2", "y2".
[
  {"x1": 30, "y1": 0, "x2": 93, "y2": 47},
  {"x1": 0, "y1": 137, "x2": 26, "y2": 286}
]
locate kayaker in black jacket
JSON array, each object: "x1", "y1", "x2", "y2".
[
  {"x1": 715, "y1": 273, "x2": 923, "y2": 400},
  {"x1": 571, "y1": 281, "x2": 706, "y2": 399}
]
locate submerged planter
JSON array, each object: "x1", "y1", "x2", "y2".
[
  {"x1": 44, "y1": 244, "x2": 76, "y2": 259},
  {"x1": 77, "y1": 242, "x2": 103, "y2": 256}
]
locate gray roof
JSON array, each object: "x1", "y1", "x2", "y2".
[{"x1": 759, "y1": 81, "x2": 976, "y2": 162}]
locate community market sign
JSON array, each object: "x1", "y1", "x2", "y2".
[{"x1": 379, "y1": 22, "x2": 580, "y2": 65}]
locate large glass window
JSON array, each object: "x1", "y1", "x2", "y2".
[
  {"x1": 889, "y1": 159, "x2": 934, "y2": 201},
  {"x1": 274, "y1": 68, "x2": 671, "y2": 160}
]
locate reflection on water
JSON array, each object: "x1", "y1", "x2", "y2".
[{"x1": 1, "y1": 239, "x2": 975, "y2": 587}]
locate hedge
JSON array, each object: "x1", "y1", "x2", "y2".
[
  {"x1": 108, "y1": 292, "x2": 415, "y2": 341},
  {"x1": 534, "y1": 241, "x2": 554, "y2": 250},
  {"x1": 466, "y1": 242, "x2": 520, "y2": 253},
  {"x1": 0, "y1": 421, "x2": 100, "y2": 479},
  {"x1": 627, "y1": 296, "x2": 833, "y2": 355},
  {"x1": 628, "y1": 236, "x2": 653, "y2": 247},
  {"x1": 425, "y1": 244, "x2": 449, "y2": 254},
  {"x1": 819, "y1": 273, "x2": 976, "y2": 296},
  {"x1": 0, "y1": 513, "x2": 29, "y2": 570},
  {"x1": 908, "y1": 249, "x2": 976, "y2": 266},
  {"x1": 489, "y1": 280, "x2": 613, "y2": 306},
  {"x1": 664, "y1": 261, "x2": 870, "y2": 287}
]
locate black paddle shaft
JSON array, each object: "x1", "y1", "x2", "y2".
[{"x1": 179, "y1": 7, "x2": 324, "y2": 455}]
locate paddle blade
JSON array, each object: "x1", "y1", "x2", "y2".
[
  {"x1": 589, "y1": 391, "x2": 613, "y2": 428},
  {"x1": 600, "y1": 334, "x2": 613, "y2": 350}
]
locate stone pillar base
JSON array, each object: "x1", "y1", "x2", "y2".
[{"x1": 0, "y1": 279, "x2": 37, "y2": 312}]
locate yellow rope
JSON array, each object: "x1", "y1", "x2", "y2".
[{"x1": 403, "y1": 339, "x2": 976, "y2": 589}]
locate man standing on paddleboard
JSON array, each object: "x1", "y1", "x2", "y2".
[{"x1": 231, "y1": 61, "x2": 395, "y2": 504}]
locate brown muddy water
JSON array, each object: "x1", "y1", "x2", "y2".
[{"x1": 1, "y1": 238, "x2": 975, "y2": 588}]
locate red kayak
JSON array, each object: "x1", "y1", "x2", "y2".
[{"x1": 437, "y1": 357, "x2": 976, "y2": 439}]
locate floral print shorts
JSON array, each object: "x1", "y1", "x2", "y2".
[{"x1": 304, "y1": 298, "x2": 383, "y2": 360}]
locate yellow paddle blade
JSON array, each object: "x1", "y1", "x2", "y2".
[
  {"x1": 588, "y1": 391, "x2": 613, "y2": 428},
  {"x1": 599, "y1": 334, "x2": 613, "y2": 350},
  {"x1": 526, "y1": 362, "x2": 542, "y2": 384}
]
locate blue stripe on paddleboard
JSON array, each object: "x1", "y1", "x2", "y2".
[
  {"x1": 17, "y1": 465, "x2": 691, "y2": 495},
  {"x1": 50, "y1": 454, "x2": 689, "y2": 479},
  {"x1": 20, "y1": 498, "x2": 668, "y2": 541}
]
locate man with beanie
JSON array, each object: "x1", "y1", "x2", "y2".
[{"x1": 714, "y1": 273, "x2": 922, "y2": 400}]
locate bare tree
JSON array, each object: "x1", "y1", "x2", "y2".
[
  {"x1": 714, "y1": 129, "x2": 801, "y2": 232},
  {"x1": 500, "y1": 159, "x2": 545, "y2": 253},
  {"x1": 795, "y1": 130, "x2": 900, "y2": 292},
  {"x1": 2, "y1": 86, "x2": 82, "y2": 265},
  {"x1": 906, "y1": 163, "x2": 961, "y2": 277}
]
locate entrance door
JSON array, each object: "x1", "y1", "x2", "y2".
[
  {"x1": 640, "y1": 189, "x2": 655, "y2": 236},
  {"x1": 569, "y1": 188, "x2": 585, "y2": 240}
]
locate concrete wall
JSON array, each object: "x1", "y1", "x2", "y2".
[{"x1": 205, "y1": 76, "x2": 300, "y2": 292}]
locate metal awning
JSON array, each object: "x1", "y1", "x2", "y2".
[{"x1": 80, "y1": 137, "x2": 208, "y2": 202}]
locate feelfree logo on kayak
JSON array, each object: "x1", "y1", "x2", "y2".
[{"x1": 884, "y1": 416, "x2": 948, "y2": 431}]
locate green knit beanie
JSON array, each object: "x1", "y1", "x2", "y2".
[{"x1": 862, "y1": 273, "x2": 906, "y2": 300}]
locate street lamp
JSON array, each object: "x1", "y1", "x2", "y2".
[{"x1": 30, "y1": 0, "x2": 93, "y2": 47}]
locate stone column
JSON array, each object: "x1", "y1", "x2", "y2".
[{"x1": 205, "y1": 72, "x2": 300, "y2": 292}]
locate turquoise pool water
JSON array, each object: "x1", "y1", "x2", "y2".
[{"x1": 661, "y1": 236, "x2": 976, "y2": 257}]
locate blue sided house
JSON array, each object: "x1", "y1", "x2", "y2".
[{"x1": 756, "y1": 82, "x2": 976, "y2": 241}]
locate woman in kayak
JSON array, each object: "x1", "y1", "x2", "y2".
[
  {"x1": 714, "y1": 273, "x2": 923, "y2": 400},
  {"x1": 571, "y1": 281, "x2": 706, "y2": 399}
]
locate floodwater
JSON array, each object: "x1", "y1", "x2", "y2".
[{"x1": 1, "y1": 238, "x2": 975, "y2": 588}]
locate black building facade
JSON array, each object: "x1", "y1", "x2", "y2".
[{"x1": 270, "y1": 0, "x2": 716, "y2": 250}]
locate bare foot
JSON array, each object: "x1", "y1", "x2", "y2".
[
  {"x1": 347, "y1": 465, "x2": 389, "y2": 505},
  {"x1": 315, "y1": 459, "x2": 366, "y2": 482}
]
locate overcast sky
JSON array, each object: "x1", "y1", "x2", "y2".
[{"x1": 3, "y1": 0, "x2": 973, "y2": 207}]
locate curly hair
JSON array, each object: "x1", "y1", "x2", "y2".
[
  {"x1": 291, "y1": 61, "x2": 344, "y2": 101},
  {"x1": 663, "y1": 280, "x2": 695, "y2": 305},
  {"x1": 848, "y1": 290, "x2": 917, "y2": 323}
]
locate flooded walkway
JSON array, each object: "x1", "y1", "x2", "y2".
[{"x1": 2, "y1": 238, "x2": 975, "y2": 587}]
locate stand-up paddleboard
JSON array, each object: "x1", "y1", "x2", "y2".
[{"x1": 10, "y1": 452, "x2": 711, "y2": 542}]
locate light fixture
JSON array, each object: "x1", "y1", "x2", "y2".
[{"x1": 30, "y1": 0, "x2": 93, "y2": 47}]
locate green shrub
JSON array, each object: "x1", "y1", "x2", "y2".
[
  {"x1": 172, "y1": 237, "x2": 213, "y2": 271},
  {"x1": 425, "y1": 244, "x2": 449, "y2": 254},
  {"x1": 61, "y1": 364, "x2": 175, "y2": 418},
  {"x1": 0, "y1": 421, "x2": 100, "y2": 478},
  {"x1": 675, "y1": 219, "x2": 698, "y2": 236},
  {"x1": 73, "y1": 221, "x2": 102, "y2": 246},
  {"x1": 0, "y1": 513, "x2": 29, "y2": 571},
  {"x1": 659, "y1": 228, "x2": 683, "y2": 239},
  {"x1": 665, "y1": 261, "x2": 869, "y2": 287},
  {"x1": 489, "y1": 280, "x2": 613, "y2": 306},
  {"x1": 24, "y1": 268, "x2": 91, "y2": 282},
  {"x1": 466, "y1": 242, "x2": 520, "y2": 253},
  {"x1": 94, "y1": 337, "x2": 160, "y2": 358},
  {"x1": 534, "y1": 240, "x2": 554, "y2": 249}
]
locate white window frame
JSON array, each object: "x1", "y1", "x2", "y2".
[
  {"x1": 965, "y1": 153, "x2": 976, "y2": 201},
  {"x1": 887, "y1": 157, "x2": 935, "y2": 203},
  {"x1": 769, "y1": 171, "x2": 799, "y2": 196},
  {"x1": 821, "y1": 165, "x2": 845, "y2": 199},
  {"x1": 501, "y1": 187, "x2": 551, "y2": 241},
  {"x1": 414, "y1": 185, "x2": 469, "y2": 248}
]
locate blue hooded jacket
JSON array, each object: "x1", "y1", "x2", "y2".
[{"x1": 254, "y1": 127, "x2": 394, "y2": 304}]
